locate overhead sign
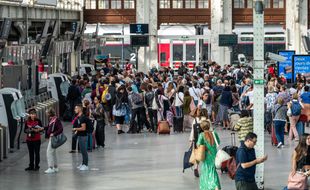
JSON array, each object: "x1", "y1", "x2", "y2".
[
  {"x1": 292, "y1": 55, "x2": 310, "y2": 82},
  {"x1": 130, "y1": 24, "x2": 149, "y2": 34},
  {"x1": 277, "y1": 50, "x2": 295, "y2": 81},
  {"x1": 36, "y1": 0, "x2": 57, "y2": 6},
  {"x1": 219, "y1": 34, "x2": 238, "y2": 46}
]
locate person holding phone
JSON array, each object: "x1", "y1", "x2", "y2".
[
  {"x1": 24, "y1": 109, "x2": 43, "y2": 171},
  {"x1": 235, "y1": 132, "x2": 268, "y2": 190}
]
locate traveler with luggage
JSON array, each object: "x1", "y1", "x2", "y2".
[
  {"x1": 234, "y1": 110, "x2": 253, "y2": 143},
  {"x1": 145, "y1": 84, "x2": 157, "y2": 132},
  {"x1": 288, "y1": 93, "x2": 304, "y2": 142},
  {"x1": 24, "y1": 109, "x2": 44, "y2": 171},
  {"x1": 273, "y1": 97, "x2": 287, "y2": 148},
  {"x1": 197, "y1": 119, "x2": 221, "y2": 190},
  {"x1": 92, "y1": 96, "x2": 106, "y2": 148},
  {"x1": 112, "y1": 85, "x2": 128, "y2": 134},
  {"x1": 235, "y1": 132, "x2": 268, "y2": 190},
  {"x1": 285, "y1": 133, "x2": 310, "y2": 190},
  {"x1": 45, "y1": 108, "x2": 64, "y2": 174},
  {"x1": 72, "y1": 104, "x2": 89, "y2": 171},
  {"x1": 189, "y1": 109, "x2": 209, "y2": 178}
]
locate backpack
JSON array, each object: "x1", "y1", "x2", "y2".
[
  {"x1": 193, "y1": 119, "x2": 203, "y2": 144},
  {"x1": 145, "y1": 91, "x2": 155, "y2": 108},
  {"x1": 101, "y1": 87, "x2": 111, "y2": 104},
  {"x1": 131, "y1": 92, "x2": 143, "y2": 105},
  {"x1": 291, "y1": 101, "x2": 302, "y2": 116}
]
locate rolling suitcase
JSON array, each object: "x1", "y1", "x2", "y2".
[
  {"x1": 221, "y1": 133, "x2": 238, "y2": 173},
  {"x1": 271, "y1": 123, "x2": 278, "y2": 146},
  {"x1": 173, "y1": 116, "x2": 184, "y2": 132}
]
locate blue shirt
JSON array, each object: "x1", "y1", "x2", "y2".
[
  {"x1": 131, "y1": 84, "x2": 139, "y2": 93},
  {"x1": 301, "y1": 92, "x2": 310, "y2": 104},
  {"x1": 235, "y1": 142, "x2": 257, "y2": 183}
]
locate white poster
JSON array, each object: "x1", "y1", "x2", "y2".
[{"x1": 36, "y1": 0, "x2": 57, "y2": 6}]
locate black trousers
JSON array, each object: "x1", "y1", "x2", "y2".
[
  {"x1": 71, "y1": 133, "x2": 78, "y2": 150},
  {"x1": 95, "y1": 119, "x2": 105, "y2": 147},
  {"x1": 148, "y1": 108, "x2": 158, "y2": 132},
  {"x1": 140, "y1": 107, "x2": 152, "y2": 131},
  {"x1": 27, "y1": 140, "x2": 41, "y2": 168}
]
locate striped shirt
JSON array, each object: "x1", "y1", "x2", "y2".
[{"x1": 234, "y1": 117, "x2": 253, "y2": 142}]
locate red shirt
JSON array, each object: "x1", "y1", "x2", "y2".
[{"x1": 25, "y1": 119, "x2": 42, "y2": 142}]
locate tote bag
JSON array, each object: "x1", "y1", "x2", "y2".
[{"x1": 212, "y1": 131, "x2": 231, "y2": 169}]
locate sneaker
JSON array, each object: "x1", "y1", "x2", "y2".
[
  {"x1": 79, "y1": 165, "x2": 89, "y2": 171},
  {"x1": 54, "y1": 167, "x2": 59, "y2": 173},
  {"x1": 34, "y1": 166, "x2": 40, "y2": 171},
  {"x1": 77, "y1": 164, "x2": 83, "y2": 169},
  {"x1": 44, "y1": 168, "x2": 55, "y2": 174},
  {"x1": 277, "y1": 142, "x2": 283, "y2": 148},
  {"x1": 69, "y1": 150, "x2": 77, "y2": 153}
]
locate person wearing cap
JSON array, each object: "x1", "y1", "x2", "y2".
[{"x1": 24, "y1": 109, "x2": 44, "y2": 171}]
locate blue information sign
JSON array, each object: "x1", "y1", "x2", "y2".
[
  {"x1": 292, "y1": 55, "x2": 310, "y2": 82},
  {"x1": 278, "y1": 50, "x2": 295, "y2": 81}
]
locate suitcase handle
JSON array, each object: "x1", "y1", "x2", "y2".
[{"x1": 231, "y1": 132, "x2": 236, "y2": 146}]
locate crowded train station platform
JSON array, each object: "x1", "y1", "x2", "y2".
[{"x1": 0, "y1": 0, "x2": 310, "y2": 190}]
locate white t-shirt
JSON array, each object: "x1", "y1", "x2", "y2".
[
  {"x1": 189, "y1": 87, "x2": 201, "y2": 101},
  {"x1": 247, "y1": 90, "x2": 254, "y2": 110},
  {"x1": 175, "y1": 92, "x2": 184, "y2": 107}
]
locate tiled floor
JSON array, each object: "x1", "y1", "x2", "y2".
[{"x1": 0, "y1": 122, "x2": 303, "y2": 190}]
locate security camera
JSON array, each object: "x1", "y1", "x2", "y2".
[{"x1": 266, "y1": 52, "x2": 287, "y2": 62}]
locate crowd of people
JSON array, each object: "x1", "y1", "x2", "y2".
[{"x1": 22, "y1": 60, "x2": 310, "y2": 189}]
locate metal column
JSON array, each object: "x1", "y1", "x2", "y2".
[{"x1": 253, "y1": 1, "x2": 265, "y2": 189}]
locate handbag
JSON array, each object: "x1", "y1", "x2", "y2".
[
  {"x1": 195, "y1": 144, "x2": 206, "y2": 162},
  {"x1": 51, "y1": 120, "x2": 67, "y2": 149},
  {"x1": 212, "y1": 131, "x2": 231, "y2": 169},
  {"x1": 287, "y1": 171, "x2": 308, "y2": 189},
  {"x1": 287, "y1": 108, "x2": 292, "y2": 117},
  {"x1": 183, "y1": 144, "x2": 194, "y2": 172}
]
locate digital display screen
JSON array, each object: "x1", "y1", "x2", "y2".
[
  {"x1": 292, "y1": 55, "x2": 310, "y2": 82},
  {"x1": 219, "y1": 34, "x2": 238, "y2": 46},
  {"x1": 130, "y1": 35, "x2": 149, "y2": 47},
  {"x1": 278, "y1": 50, "x2": 295, "y2": 81},
  {"x1": 130, "y1": 24, "x2": 149, "y2": 34}
]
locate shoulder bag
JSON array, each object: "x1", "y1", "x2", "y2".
[
  {"x1": 51, "y1": 120, "x2": 67, "y2": 149},
  {"x1": 213, "y1": 131, "x2": 231, "y2": 169},
  {"x1": 287, "y1": 171, "x2": 308, "y2": 189}
]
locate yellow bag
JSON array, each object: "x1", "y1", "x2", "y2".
[
  {"x1": 189, "y1": 145, "x2": 206, "y2": 163},
  {"x1": 101, "y1": 87, "x2": 110, "y2": 104}
]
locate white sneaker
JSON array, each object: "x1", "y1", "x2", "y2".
[
  {"x1": 277, "y1": 142, "x2": 283, "y2": 148},
  {"x1": 77, "y1": 164, "x2": 82, "y2": 169},
  {"x1": 79, "y1": 165, "x2": 89, "y2": 171},
  {"x1": 54, "y1": 167, "x2": 59, "y2": 173},
  {"x1": 44, "y1": 168, "x2": 55, "y2": 174}
]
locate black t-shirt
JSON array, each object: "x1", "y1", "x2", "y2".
[{"x1": 73, "y1": 115, "x2": 88, "y2": 136}]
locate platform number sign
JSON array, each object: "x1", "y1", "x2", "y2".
[{"x1": 130, "y1": 53, "x2": 136, "y2": 62}]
